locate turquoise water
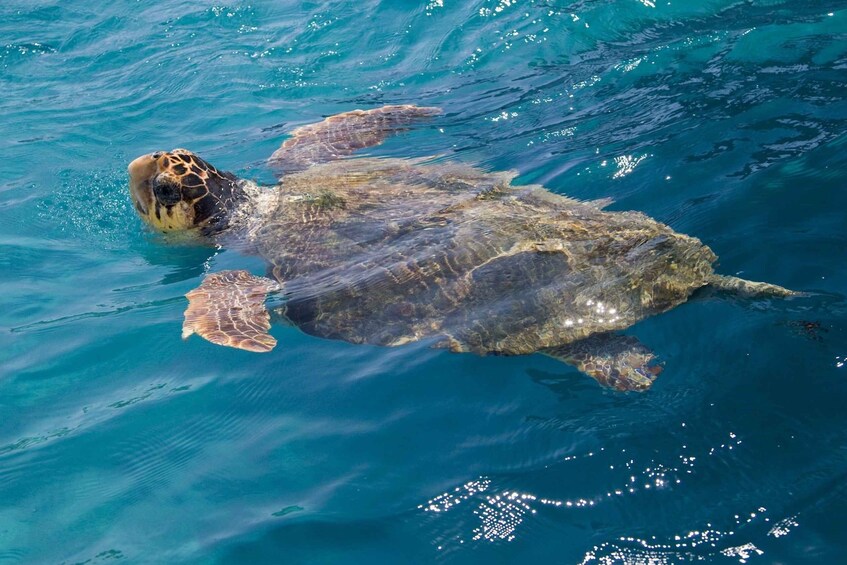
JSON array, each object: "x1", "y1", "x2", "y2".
[{"x1": 2, "y1": 0, "x2": 847, "y2": 562}]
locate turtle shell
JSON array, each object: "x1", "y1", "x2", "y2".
[{"x1": 248, "y1": 158, "x2": 716, "y2": 355}]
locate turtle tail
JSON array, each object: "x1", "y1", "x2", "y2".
[{"x1": 706, "y1": 274, "x2": 801, "y2": 298}]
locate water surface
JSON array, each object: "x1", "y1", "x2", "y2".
[{"x1": 2, "y1": 1, "x2": 847, "y2": 563}]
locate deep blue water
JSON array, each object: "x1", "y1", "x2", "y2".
[{"x1": 2, "y1": 1, "x2": 847, "y2": 563}]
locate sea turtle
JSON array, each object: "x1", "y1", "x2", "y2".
[{"x1": 128, "y1": 105, "x2": 798, "y2": 391}]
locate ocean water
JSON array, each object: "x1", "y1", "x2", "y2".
[{"x1": 2, "y1": 0, "x2": 847, "y2": 562}]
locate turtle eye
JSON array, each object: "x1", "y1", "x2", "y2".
[
  {"x1": 152, "y1": 176, "x2": 182, "y2": 206},
  {"x1": 152, "y1": 152, "x2": 163, "y2": 159}
]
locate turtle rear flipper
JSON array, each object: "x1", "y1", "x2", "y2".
[
  {"x1": 183, "y1": 270, "x2": 280, "y2": 352},
  {"x1": 543, "y1": 334, "x2": 662, "y2": 392},
  {"x1": 706, "y1": 274, "x2": 801, "y2": 298},
  {"x1": 268, "y1": 105, "x2": 442, "y2": 175}
]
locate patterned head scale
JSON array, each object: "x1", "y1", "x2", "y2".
[{"x1": 128, "y1": 148, "x2": 242, "y2": 233}]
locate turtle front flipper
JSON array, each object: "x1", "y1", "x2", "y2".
[
  {"x1": 543, "y1": 334, "x2": 662, "y2": 392},
  {"x1": 268, "y1": 105, "x2": 442, "y2": 175},
  {"x1": 182, "y1": 270, "x2": 281, "y2": 352}
]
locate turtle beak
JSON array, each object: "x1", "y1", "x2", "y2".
[{"x1": 128, "y1": 153, "x2": 160, "y2": 216}]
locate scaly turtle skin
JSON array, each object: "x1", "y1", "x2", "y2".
[{"x1": 128, "y1": 105, "x2": 798, "y2": 392}]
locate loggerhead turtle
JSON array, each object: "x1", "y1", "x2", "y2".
[{"x1": 128, "y1": 105, "x2": 798, "y2": 391}]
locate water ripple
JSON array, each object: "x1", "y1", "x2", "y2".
[{"x1": 2, "y1": 0, "x2": 847, "y2": 562}]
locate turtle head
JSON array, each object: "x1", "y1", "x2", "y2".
[{"x1": 128, "y1": 149, "x2": 243, "y2": 234}]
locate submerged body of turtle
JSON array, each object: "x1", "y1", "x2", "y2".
[
  {"x1": 128, "y1": 105, "x2": 797, "y2": 391},
  {"x1": 249, "y1": 157, "x2": 713, "y2": 355}
]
